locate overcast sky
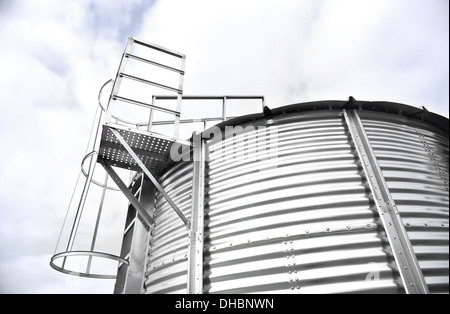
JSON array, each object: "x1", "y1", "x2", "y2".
[{"x1": 0, "y1": 0, "x2": 448, "y2": 294}]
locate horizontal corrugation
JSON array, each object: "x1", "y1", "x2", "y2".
[
  {"x1": 144, "y1": 110, "x2": 448, "y2": 294},
  {"x1": 145, "y1": 259, "x2": 188, "y2": 294},
  {"x1": 360, "y1": 111, "x2": 449, "y2": 294},
  {"x1": 205, "y1": 229, "x2": 402, "y2": 294},
  {"x1": 205, "y1": 113, "x2": 402, "y2": 294},
  {"x1": 144, "y1": 161, "x2": 192, "y2": 294}
]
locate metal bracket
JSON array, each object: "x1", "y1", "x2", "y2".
[
  {"x1": 108, "y1": 127, "x2": 190, "y2": 229},
  {"x1": 343, "y1": 109, "x2": 429, "y2": 294}
]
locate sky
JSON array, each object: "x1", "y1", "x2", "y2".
[{"x1": 0, "y1": 0, "x2": 448, "y2": 294}]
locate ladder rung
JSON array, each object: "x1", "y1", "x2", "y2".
[
  {"x1": 131, "y1": 37, "x2": 185, "y2": 59},
  {"x1": 125, "y1": 53, "x2": 184, "y2": 74},
  {"x1": 123, "y1": 218, "x2": 135, "y2": 235},
  {"x1": 113, "y1": 95, "x2": 180, "y2": 116},
  {"x1": 119, "y1": 73, "x2": 182, "y2": 94}
]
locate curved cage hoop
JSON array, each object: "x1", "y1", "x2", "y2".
[
  {"x1": 81, "y1": 151, "x2": 121, "y2": 191},
  {"x1": 50, "y1": 251, "x2": 128, "y2": 279}
]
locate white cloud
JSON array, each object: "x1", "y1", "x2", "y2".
[
  {"x1": 137, "y1": 0, "x2": 320, "y2": 106},
  {"x1": 0, "y1": 0, "x2": 152, "y2": 294},
  {"x1": 298, "y1": 0, "x2": 449, "y2": 113},
  {"x1": 0, "y1": 254, "x2": 114, "y2": 293},
  {"x1": 134, "y1": 0, "x2": 448, "y2": 117}
]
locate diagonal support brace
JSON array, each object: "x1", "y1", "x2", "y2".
[
  {"x1": 109, "y1": 127, "x2": 190, "y2": 229},
  {"x1": 101, "y1": 161, "x2": 154, "y2": 229},
  {"x1": 343, "y1": 109, "x2": 429, "y2": 294}
]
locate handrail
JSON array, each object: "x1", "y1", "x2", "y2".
[
  {"x1": 98, "y1": 79, "x2": 148, "y2": 126},
  {"x1": 98, "y1": 79, "x2": 114, "y2": 112},
  {"x1": 104, "y1": 95, "x2": 265, "y2": 130}
]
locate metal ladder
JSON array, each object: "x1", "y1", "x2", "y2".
[{"x1": 98, "y1": 37, "x2": 191, "y2": 230}]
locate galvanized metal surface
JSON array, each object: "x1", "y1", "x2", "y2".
[
  {"x1": 144, "y1": 161, "x2": 193, "y2": 293},
  {"x1": 187, "y1": 134, "x2": 206, "y2": 294},
  {"x1": 344, "y1": 109, "x2": 428, "y2": 293},
  {"x1": 204, "y1": 111, "x2": 402, "y2": 294},
  {"x1": 143, "y1": 108, "x2": 449, "y2": 294},
  {"x1": 359, "y1": 111, "x2": 449, "y2": 293}
]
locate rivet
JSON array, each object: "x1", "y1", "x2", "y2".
[
  {"x1": 288, "y1": 271, "x2": 292, "y2": 274},
  {"x1": 326, "y1": 228, "x2": 330, "y2": 232},
  {"x1": 406, "y1": 223, "x2": 410, "y2": 227},
  {"x1": 404, "y1": 267, "x2": 408, "y2": 270},
  {"x1": 367, "y1": 224, "x2": 371, "y2": 228},
  {"x1": 295, "y1": 277, "x2": 299, "y2": 281},
  {"x1": 347, "y1": 226, "x2": 351, "y2": 229},
  {"x1": 292, "y1": 255, "x2": 295, "y2": 258},
  {"x1": 424, "y1": 223, "x2": 428, "y2": 227},
  {"x1": 291, "y1": 287, "x2": 295, "y2": 290},
  {"x1": 289, "y1": 278, "x2": 293, "y2": 282},
  {"x1": 297, "y1": 286, "x2": 300, "y2": 290},
  {"x1": 284, "y1": 241, "x2": 287, "y2": 244},
  {"x1": 305, "y1": 230, "x2": 309, "y2": 234}
]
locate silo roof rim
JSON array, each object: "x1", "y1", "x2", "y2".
[{"x1": 210, "y1": 99, "x2": 448, "y2": 135}]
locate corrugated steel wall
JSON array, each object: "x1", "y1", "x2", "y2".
[
  {"x1": 144, "y1": 162, "x2": 192, "y2": 293},
  {"x1": 359, "y1": 111, "x2": 449, "y2": 293},
  {"x1": 144, "y1": 109, "x2": 448, "y2": 294}
]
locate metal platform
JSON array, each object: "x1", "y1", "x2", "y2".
[{"x1": 98, "y1": 123, "x2": 191, "y2": 176}]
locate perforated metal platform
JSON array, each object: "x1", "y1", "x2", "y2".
[{"x1": 98, "y1": 123, "x2": 190, "y2": 176}]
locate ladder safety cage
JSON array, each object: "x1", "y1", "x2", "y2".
[
  {"x1": 99, "y1": 37, "x2": 191, "y2": 229},
  {"x1": 50, "y1": 38, "x2": 189, "y2": 281},
  {"x1": 50, "y1": 36, "x2": 268, "y2": 285},
  {"x1": 105, "y1": 37, "x2": 186, "y2": 140}
]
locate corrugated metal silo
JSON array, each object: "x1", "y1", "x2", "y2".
[
  {"x1": 143, "y1": 101, "x2": 448, "y2": 294},
  {"x1": 50, "y1": 38, "x2": 448, "y2": 295}
]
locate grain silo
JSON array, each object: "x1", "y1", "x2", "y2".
[{"x1": 51, "y1": 37, "x2": 449, "y2": 294}]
